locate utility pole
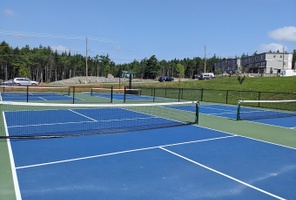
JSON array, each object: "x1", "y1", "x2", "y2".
[
  {"x1": 282, "y1": 46, "x2": 285, "y2": 71},
  {"x1": 85, "y1": 37, "x2": 88, "y2": 83},
  {"x1": 204, "y1": 45, "x2": 207, "y2": 73}
]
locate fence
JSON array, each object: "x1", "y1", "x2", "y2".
[
  {"x1": 1, "y1": 85, "x2": 295, "y2": 111},
  {"x1": 140, "y1": 87, "x2": 296, "y2": 111}
]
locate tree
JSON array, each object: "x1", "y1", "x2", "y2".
[
  {"x1": 103, "y1": 65, "x2": 110, "y2": 77},
  {"x1": 18, "y1": 64, "x2": 30, "y2": 77},
  {"x1": 144, "y1": 55, "x2": 159, "y2": 79},
  {"x1": 0, "y1": 40, "x2": 225, "y2": 82},
  {"x1": 0, "y1": 41, "x2": 13, "y2": 80},
  {"x1": 237, "y1": 75, "x2": 246, "y2": 98},
  {"x1": 176, "y1": 63, "x2": 185, "y2": 82}
]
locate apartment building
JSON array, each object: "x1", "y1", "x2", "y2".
[
  {"x1": 214, "y1": 52, "x2": 293, "y2": 75},
  {"x1": 214, "y1": 58, "x2": 241, "y2": 74}
]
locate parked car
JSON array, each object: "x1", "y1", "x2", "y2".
[
  {"x1": 197, "y1": 73, "x2": 215, "y2": 80},
  {"x1": 13, "y1": 78, "x2": 39, "y2": 86},
  {"x1": 165, "y1": 77, "x2": 174, "y2": 81},
  {"x1": 158, "y1": 76, "x2": 174, "y2": 82},
  {"x1": 0, "y1": 79, "x2": 14, "y2": 86}
]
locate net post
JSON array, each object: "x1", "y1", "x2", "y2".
[
  {"x1": 195, "y1": 101, "x2": 200, "y2": 124},
  {"x1": 90, "y1": 88, "x2": 93, "y2": 96},
  {"x1": 153, "y1": 88, "x2": 156, "y2": 102},
  {"x1": 236, "y1": 100, "x2": 242, "y2": 120}
]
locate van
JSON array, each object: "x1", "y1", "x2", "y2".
[
  {"x1": 13, "y1": 78, "x2": 39, "y2": 86},
  {"x1": 198, "y1": 73, "x2": 215, "y2": 80}
]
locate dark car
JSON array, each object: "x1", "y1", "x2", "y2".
[
  {"x1": 158, "y1": 76, "x2": 174, "y2": 82},
  {"x1": 165, "y1": 77, "x2": 174, "y2": 81},
  {"x1": 158, "y1": 76, "x2": 166, "y2": 82}
]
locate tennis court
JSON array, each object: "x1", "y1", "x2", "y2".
[
  {"x1": 170, "y1": 103, "x2": 296, "y2": 129},
  {"x1": 0, "y1": 86, "x2": 74, "y2": 102},
  {"x1": 88, "y1": 88, "x2": 169, "y2": 102},
  {"x1": 89, "y1": 92, "x2": 159, "y2": 101},
  {"x1": 1, "y1": 101, "x2": 296, "y2": 199},
  {"x1": 0, "y1": 93, "x2": 75, "y2": 102}
]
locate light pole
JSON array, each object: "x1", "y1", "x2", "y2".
[{"x1": 204, "y1": 45, "x2": 207, "y2": 73}]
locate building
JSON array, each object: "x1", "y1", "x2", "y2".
[
  {"x1": 214, "y1": 58, "x2": 241, "y2": 75},
  {"x1": 214, "y1": 52, "x2": 293, "y2": 75}
]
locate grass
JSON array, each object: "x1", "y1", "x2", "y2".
[{"x1": 134, "y1": 76, "x2": 296, "y2": 93}]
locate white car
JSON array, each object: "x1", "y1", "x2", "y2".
[{"x1": 13, "y1": 78, "x2": 39, "y2": 86}]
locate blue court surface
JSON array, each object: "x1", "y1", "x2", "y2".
[{"x1": 4, "y1": 107, "x2": 296, "y2": 199}]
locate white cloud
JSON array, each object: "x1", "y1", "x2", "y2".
[
  {"x1": 3, "y1": 9, "x2": 16, "y2": 16},
  {"x1": 259, "y1": 43, "x2": 287, "y2": 53},
  {"x1": 50, "y1": 45, "x2": 71, "y2": 53},
  {"x1": 268, "y1": 26, "x2": 296, "y2": 42}
]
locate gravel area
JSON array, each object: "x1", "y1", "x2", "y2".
[{"x1": 49, "y1": 75, "x2": 156, "y2": 85}]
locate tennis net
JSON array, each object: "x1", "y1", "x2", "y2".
[
  {"x1": 91, "y1": 87, "x2": 141, "y2": 95},
  {"x1": 90, "y1": 87, "x2": 142, "y2": 102},
  {"x1": 0, "y1": 101, "x2": 198, "y2": 139},
  {"x1": 236, "y1": 100, "x2": 296, "y2": 120}
]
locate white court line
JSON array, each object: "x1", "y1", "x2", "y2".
[
  {"x1": 38, "y1": 97, "x2": 47, "y2": 101},
  {"x1": 68, "y1": 109, "x2": 97, "y2": 122},
  {"x1": 160, "y1": 146, "x2": 285, "y2": 200},
  {"x1": 16, "y1": 135, "x2": 236, "y2": 170},
  {"x1": 3, "y1": 112, "x2": 22, "y2": 200}
]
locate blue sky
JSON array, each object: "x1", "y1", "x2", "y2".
[{"x1": 1, "y1": 0, "x2": 296, "y2": 64}]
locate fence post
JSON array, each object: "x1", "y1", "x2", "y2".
[
  {"x1": 111, "y1": 86, "x2": 113, "y2": 103},
  {"x1": 226, "y1": 90, "x2": 229, "y2": 104},
  {"x1": 72, "y1": 86, "x2": 75, "y2": 104},
  {"x1": 181, "y1": 88, "x2": 184, "y2": 100},
  {"x1": 258, "y1": 92, "x2": 261, "y2": 107},
  {"x1": 26, "y1": 85, "x2": 29, "y2": 102},
  {"x1": 123, "y1": 86, "x2": 127, "y2": 103},
  {"x1": 201, "y1": 88, "x2": 204, "y2": 101}
]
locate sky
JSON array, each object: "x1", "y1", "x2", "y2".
[{"x1": 1, "y1": 0, "x2": 296, "y2": 64}]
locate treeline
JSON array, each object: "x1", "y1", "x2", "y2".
[{"x1": 0, "y1": 41, "x2": 220, "y2": 82}]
